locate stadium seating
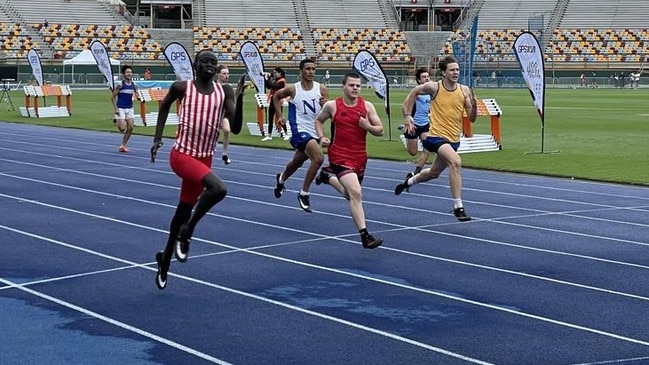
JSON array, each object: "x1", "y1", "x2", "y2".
[
  {"x1": 441, "y1": 0, "x2": 649, "y2": 66},
  {"x1": 443, "y1": 28, "x2": 649, "y2": 65},
  {"x1": 193, "y1": 26, "x2": 305, "y2": 62},
  {"x1": 0, "y1": 23, "x2": 40, "y2": 59},
  {"x1": 192, "y1": 26, "x2": 410, "y2": 64},
  {"x1": 37, "y1": 23, "x2": 163, "y2": 60},
  {"x1": 2, "y1": 0, "x2": 647, "y2": 69},
  {"x1": 312, "y1": 28, "x2": 411, "y2": 63}
]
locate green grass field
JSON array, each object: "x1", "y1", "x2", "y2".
[{"x1": 1, "y1": 86, "x2": 648, "y2": 185}]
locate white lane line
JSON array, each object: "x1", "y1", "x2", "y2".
[{"x1": 0, "y1": 225, "x2": 495, "y2": 365}]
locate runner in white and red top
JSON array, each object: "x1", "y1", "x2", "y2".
[{"x1": 150, "y1": 49, "x2": 244, "y2": 290}]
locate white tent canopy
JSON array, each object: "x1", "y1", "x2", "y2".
[{"x1": 62, "y1": 50, "x2": 120, "y2": 85}]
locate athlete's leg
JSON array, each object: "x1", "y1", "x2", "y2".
[
  {"x1": 267, "y1": 103, "x2": 276, "y2": 136},
  {"x1": 414, "y1": 149, "x2": 430, "y2": 174},
  {"x1": 435, "y1": 144, "x2": 462, "y2": 199},
  {"x1": 115, "y1": 108, "x2": 127, "y2": 132},
  {"x1": 301, "y1": 140, "x2": 324, "y2": 192},
  {"x1": 406, "y1": 138, "x2": 419, "y2": 156},
  {"x1": 155, "y1": 199, "x2": 193, "y2": 288},
  {"x1": 279, "y1": 149, "x2": 308, "y2": 184},
  {"x1": 221, "y1": 118, "x2": 231, "y2": 164},
  {"x1": 160, "y1": 200, "x2": 193, "y2": 266},
  {"x1": 323, "y1": 173, "x2": 347, "y2": 199},
  {"x1": 182, "y1": 173, "x2": 227, "y2": 239},
  {"x1": 338, "y1": 172, "x2": 364, "y2": 229},
  {"x1": 338, "y1": 171, "x2": 382, "y2": 248},
  {"x1": 120, "y1": 118, "x2": 135, "y2": 151}
]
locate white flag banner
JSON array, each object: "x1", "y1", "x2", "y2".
[
  {"x1": 352, "y1": 50, "x2": 392, "y2": 139},
  {"x1": 27, "y1": 49, "x2": 43, "y2": 86},
  {"x1": 90, "y1": 41, "x2": 115, "y2": 90},
  {"x1": 513, "y1": 31, "x2": 545, "y2": 121},
  {"x1": 163, "y1": 42, "x2": 194, "y2": 81},
  {"x1": 239, "y1": 41, "x2": 265, "y2": 93},
  {"x1": 353, "y1": 50, "x2": 388, "y2": 104}
]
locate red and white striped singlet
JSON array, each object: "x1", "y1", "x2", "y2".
[{"x1": 173, "y1": 80, "x2": 225, "y2": 158}]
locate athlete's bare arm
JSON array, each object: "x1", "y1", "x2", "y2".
[
  {"x1": 401, "y1": 81, "x2": 437, "y2": 133},
  {"x1": 462, "y1": 85, "x2": 478, "y2": 123},
  {"x1": 319, "y1": 84, "x2": 329, "y2": 106},
  {"x1": 272, "y1": 84, "x2": 296, "y2": 122},
  {"x1": 315, "y1": 100, "x2": 336, "y2": 147},
  {"x1": 361, "y1": 101, "x2": 383, "y2": 137},
  {"x1": 150, "y1": 81, "x2": 186, "y2": 161}
]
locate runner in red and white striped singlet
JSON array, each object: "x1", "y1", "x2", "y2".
[
  {"x1": 173, "y1": 79, "x2": 225, "y2": 158},
  {"x1": 149, "y1": 50, "x2": 243, "y2": 290}
]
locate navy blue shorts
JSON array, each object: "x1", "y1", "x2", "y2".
[
  {"x1": 290, "y1": 131, "x2": 316, "y2": 152},
  {"x1": 421, "y1": 136, "x2": 460, "y2": 153},
  {"x1": 404, "y1": 123, "x2": 430, "y2": 140}
]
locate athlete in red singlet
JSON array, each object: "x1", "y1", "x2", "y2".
[
  {"x1": 150, "y1": 50, "x2": 243, "y2": 290},
  {"x1": 314, "y1": 73, "x2": 384, "y2": 249}
]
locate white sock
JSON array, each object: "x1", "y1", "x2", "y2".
[
  {"x1": 299, "y1": 190, "x2": 309, "y2": 196},
  {"x1": 407, "y1": 175, "x2": 417, "y2": 186},
  {"x1": 453, "y1": 198, "x2": 463, "y2": 209},
  {"x1": 278, "y1": 174, "x2": 285, "y2": 184}
]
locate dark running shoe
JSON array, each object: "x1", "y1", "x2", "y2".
[
  {"x1": 297, "y1": 193, "x2": 312, "y2": 212},
  {"x1": 453, "y1": 207, "x2": 472, "y2": 222},
  {"x1": 175, "y1": 223, "x2": 191, "y2": 262},
  {"x1": 361, "y1": 233, "x2": 383, "y2": 249},
  {"x1": 394, "y1": 172, "x2": 413, "y2": 195},
  {"x1": 222, "y1": 155, "x2": 232, "y2": 165},
  {"x1": 155, "y1": 251, "x2": 168, "y2": 290},
  {"x1": 274, "y1": 173, "x2": 285, "y2": 198},
  {"x1": 315, "y1": 169, "x2": 331, "y2": 186}
]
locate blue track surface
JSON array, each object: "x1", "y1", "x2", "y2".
[{"x1": 1, "y1": 122, "x2": 649, "y2": 365}]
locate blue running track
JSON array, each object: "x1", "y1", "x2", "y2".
[{"x1": 1, "y1": 122, "x2": 649, "y2": 365}]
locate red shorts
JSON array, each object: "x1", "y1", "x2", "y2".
[{"x1": 169, "y1": 149, "x2": 213, "y2": 204}]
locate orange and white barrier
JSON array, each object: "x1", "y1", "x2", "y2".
[
  {"x1": 399, "y1": 98, "x2": 503, "y2": 154},
  {"x1": 458, "y1": 98, "x2": 502, "y2": 153},
  {"x1": 21, "y1": 84, "x2": 72, "y2": 118},
  {"x1": 134, "y1": 88, "x2": 178, "y2": 126}
]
